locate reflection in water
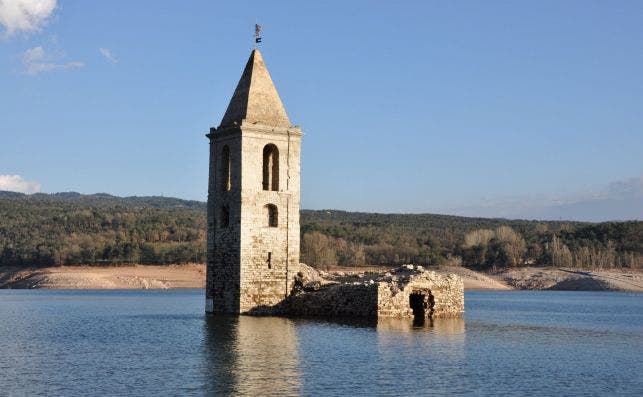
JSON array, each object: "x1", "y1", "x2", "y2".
[
  {"x1": 203, "y1": 316, "x2": 302, "y2": 396},
  {"x1": 202, "y1": 315, "x2": 466, "y2": 395},
  {"x1": 376, "y1": 317, "x2": 466, "y2": 394},
  {"x1": 2, "y1": 291, "x2": 640, "y2": 395},
  {"x1": 377, "y1": 317, "x2": 466, "y2": 335}
]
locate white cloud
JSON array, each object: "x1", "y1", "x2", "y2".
[
  {"x1": 20, "y1": 45, "x2": 84, "y2": 74},
  {"x1": 99, "y1": 47, "x2": 117, "y2": 63},
  {"x1": 0, "y1": 0, "x2": 57, "y2": 37},
  {"x1": 22, "y1": 45, "x2": 43, "y2": 62},
  {"x1": 0, "y1": 174, "x2": 41, "y2": 194}
]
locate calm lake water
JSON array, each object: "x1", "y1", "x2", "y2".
[{"x1": 0, "y1": 290, "x2": 641, "y2": 396}]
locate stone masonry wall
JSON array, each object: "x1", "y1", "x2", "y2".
[
  {"x1": 278, "y1": 264, "x2": 464, "y2": 319},
  {"x1": 277, "y1": 283, "x2": 379, "y2": 318},
  {"x1": 206, "y1": 121, "x2": 302, "y2": 314},
  {"x1": 206, "y1": 128, "x2": 243, "y2": 314},
  {"x1": 376, "y1": 267, "x2": 464, "y2": 318},
  {"x1": 238, "y1": 123, "x2": 302, "y2": 313}
]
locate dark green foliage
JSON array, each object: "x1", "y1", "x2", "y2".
[
  {"x1": 559, "y1": 221, "x2": 642, "y2": 253},
  {"x1": 0, "y1": 191, "x2": 205, "y2": 267}
]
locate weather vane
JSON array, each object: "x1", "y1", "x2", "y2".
[{"x1": 254, "y1": 23, "x2": 262, "y2": 47}]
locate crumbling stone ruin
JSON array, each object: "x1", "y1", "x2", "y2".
[
  {"x1": 277, "y1": 264, "x2": 464, "y2": 320},
  {"x1": 205, "y1": 48, "x2": 464, "y2": 320}
]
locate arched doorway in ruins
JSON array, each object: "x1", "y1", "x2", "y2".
[{"x1": 409, "y1": 290, "x2": 435, "y2": 325}]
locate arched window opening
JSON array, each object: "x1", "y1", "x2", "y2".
[
  {"x1": 262, "y1": 144, "x2": 279, "y2": 191},
  {"x1": 220, "y1": 145, "x2": 231, "y2": 191},
  {"x1": 220, "y1": 206, "x2": 230, "y2": 228},
  {"x1": 264, "y1": 204, "x2": 278, "y2": 227}
]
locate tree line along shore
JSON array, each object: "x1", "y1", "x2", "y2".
[{"x1": 1, "y1": 191, "x2": 641, "y2": 274}]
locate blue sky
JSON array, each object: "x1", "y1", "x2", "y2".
[{"x1": 0, "y1": 1, "x2": 641, "y2": 220}]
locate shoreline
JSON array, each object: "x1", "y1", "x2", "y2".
[{"x1": 1, "y1": 264, "x2": 642, "y2": 292}]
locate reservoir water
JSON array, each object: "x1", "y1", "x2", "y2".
[{"x1": 0, "y1": 290, "x2": 641, "y2": 396}]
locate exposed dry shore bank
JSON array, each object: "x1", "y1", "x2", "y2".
[
  {"x1": 1, "y1": 264, "x2": 641, "y2": 291},
  {"x1": 496, "y1": 266, "x2": 643, "y2": 292},
  {"x1": 0, "y1": 264, "x2": 205, "y2": 289}
]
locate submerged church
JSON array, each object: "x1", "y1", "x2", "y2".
[
  {"x1": 205, "y1": 49, "x2": 464, "y2": 319},
  {"x1": 205, "y1": 49, "x2": 302, "y2": 314}
]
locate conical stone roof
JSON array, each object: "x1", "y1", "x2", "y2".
[{"x1": 220, "y1": 49, "x2": 291, "y2": 128}]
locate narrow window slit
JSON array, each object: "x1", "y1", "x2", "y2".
[
  {"x1": 220, "y1": 206, "x2": 230, "y2": 228},
  {"x1": 220, "y1": 145, "x2": 231, "y2": 191}
]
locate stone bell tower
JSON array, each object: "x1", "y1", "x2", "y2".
[{"x1": 205, "y1": 49, "x2": 303, "y2": 314}]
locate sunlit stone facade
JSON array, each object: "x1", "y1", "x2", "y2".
[{"x1": 206, "y1": 49, "x2": 302, "y2": 314}]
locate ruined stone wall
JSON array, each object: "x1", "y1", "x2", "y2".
[
  {"x1": 279, "y1": 283, "x2": 379, "y2": 318},
  {"x1": 376, "y1": 270, "x2": 464, "y2": 318},
  {"x1": 279, "y1": 265, "x2": 464, "y2": 319},
  {"x1": 425, "y1": 275, "x2": 465, "y2": 318}
]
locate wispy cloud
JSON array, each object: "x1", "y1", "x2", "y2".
[
  {"x1": 601, "y1": 176, "x2": 643, "y2": 200},
  {"x1": 0, "y1": 174, "x2": 41, "y2": 194},
  {"x1": 447, "y1": 176, "x2": 643, "y2": 221},
  {"x1": 21, "y1": 46, "x2": 84, "y2": 74},
  {"x1": 0, "y1": 0, "x2": 57, "y2": 38},
  {"x1": 98, "y1": 47, "x2": 117, "y2": 63}
]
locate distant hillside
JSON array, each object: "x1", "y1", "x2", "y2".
[
  {"x1": 0, "y1": 191, "x2": 206, "y2": 210},
  {"x1": 301, "y1": 209, "x2": 586, "y2": 237},
  {"x1": 0, "y1": 191, "x2": 206, "y2": 267},
  {"x1": 0, "y1": 191, "x2": 640, "y2": 269}
]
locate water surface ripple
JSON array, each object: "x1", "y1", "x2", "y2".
[{"x1": 0, "y1": 290, "x2": 641, "y2": 396}]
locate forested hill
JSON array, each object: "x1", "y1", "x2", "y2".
[
  {"x1": 1, "y1": 191, "x2": 641, "y2": 269},
  {"x1": 0, "y1": 191, "x2": 207, "y2": 266},
  {"x1": 0, "y1": 190, "x2": 206, "y2": 210}
]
